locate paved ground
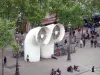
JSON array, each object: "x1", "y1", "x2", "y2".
[{"x1": 0, "y1": 27, "x2": 100, "y2": 75}]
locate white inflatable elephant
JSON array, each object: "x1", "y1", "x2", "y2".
[{"x1": 24, "y1": 24, "x2": 65, "y2": 62}]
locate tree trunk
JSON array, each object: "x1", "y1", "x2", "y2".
[{"x1": 2, "y1": 48, "x2": 4, "y2": 75}]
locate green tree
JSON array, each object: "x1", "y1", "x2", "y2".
[
  {"x1": 43, "y1": 0, "x2": 89, "y2": 28},
  {"x1": 0, "y1": 0, "x2": 100, "y2": 28},
  {"x1": 12, "y1": 42, "x2": 19, "y2": 52},
  {"x1": 0, "y1": 19, "x2": 15, "y2": 75},
  {"x1": 0, "y1": 0, "x2": 46, "y2": 26}
]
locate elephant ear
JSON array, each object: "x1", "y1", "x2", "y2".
[
  {"x1": 52, "y1": 25, "x2": 60, "y2": 40},
  {"x1": 35, "y1": 27, "x2": 50, "y2": 45},
  {"x1": 52, "y1": 24, "x2": 65, "y2": 42}
]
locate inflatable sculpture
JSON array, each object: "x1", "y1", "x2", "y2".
[{"x1": 24, "y1": 23, "x2": 65, "y2": 62}]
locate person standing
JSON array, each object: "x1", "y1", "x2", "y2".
[
  {"x1": 94, "y1": 40, "x2": 97, "y2": 48},
  {"x1": 21, "y1": 43, "x2": 24, "y2": 50},
  {"x1": 4, "y1": 56, "x2": 7, "y2": 66},
  {"x1": 74, "y1": 35, "x2": 76, "y2": 42},
  {"x1": 90, "y1": 30, "x2": 93, "y2": 35},
  {"x1": 80, "y1": 39, "x2": 83, "y2": 48},
  {"x1": 92, "y1": 66, "x2": 95, "y2": 72},
  {"x1": 86, "y1": 28, "x2": 88, "y2": 34},
  {"x1": 73, "y1": 30, "x2": 75, "y2": 36},
  {"x1": 87, "y1": 33, "x2": 90, "y2": 39},
  {"x1": 82, "y1": 33, "x2": 85, "y2": 39},
  {"x1": 83, "y1": 39, "x2": 86, "y2": 47},
  {"x1": 90, "y1": 39, "x2": 94, "y2": 47}
]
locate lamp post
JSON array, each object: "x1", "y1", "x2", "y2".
[{"x1": 67, "y1": 22, "x2": 72, "y2": 61}]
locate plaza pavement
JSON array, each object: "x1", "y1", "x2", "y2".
[{"x1": 0, "y1": 27, "x2": 100, "y2": 75}]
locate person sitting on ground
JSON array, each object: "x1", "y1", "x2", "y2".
[
  {"x1": 74, "y1": 65, "x2": 77, "y2": 70},
  {"x1": 64, "y1": 39, "x2": 67, "y2": 44},
  {"x1": 56, "y1": 68, "x2": 61, "y2": 75},
  {"x1": 74, "y1": 65, "x2": 80, "y2": 72},
  {"x1": 51, "y1": 54, "x2": 57, "y2": 59},
  {"x1": 67, "y1": 66, "x2": 73, "y2": 72},
  {"x1": 56, "y1": 72, "x2": 60, "y2": 75},
  {"x1": 55, "y1": 43, "x2": 58, "y2": 48},
  {"x1": 27, "y1": 55, "x2": 29, "y2": 62},
  {"x1": 50, "y1": 68, "x2": 56, "y2": 75}
]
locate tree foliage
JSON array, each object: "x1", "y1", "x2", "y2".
[
  {"x1": 0, "y1": 19, "x2": 15, "y2": 48},
  {"x1": 0, "y1": 0, "x2": 45, "y2": 24},
  {"x1": 44, "y1": 0, "x2": 100, "y2": 28},
  {"x1": 0, "y1": 0, "x2": 100, "y2": 28},
  {"x1": 43, "y1": 0, "x2": 90, "y2": 28},
  {"x1": 11, "y1": 42, "x2": 19, "y2": 52}
]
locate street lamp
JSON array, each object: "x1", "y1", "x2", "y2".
[{"x1": 67, "y1": 22, "x2": 72, "y2": 61}]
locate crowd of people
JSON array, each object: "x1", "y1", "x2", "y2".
[
  {"x1": 50, "y1": 65, "x2": 95, "y2": 75},
  {"x1": 77, "y1": 27, "x2": 99, "y2": 48},
  {"x1": 50, "y1": 27, "x2": 99, "y2": 75}
]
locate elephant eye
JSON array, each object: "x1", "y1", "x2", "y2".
[
  {"x1": 55, "y1": 31, "x2": 59, "y2": 35},
  {"x1": 40, "y1": 34, "x2": 44, "y2": 38}
]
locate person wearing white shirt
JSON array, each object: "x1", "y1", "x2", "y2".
[{"x1": 80, "y1": 39, "x2": 83, "y2": 48}]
